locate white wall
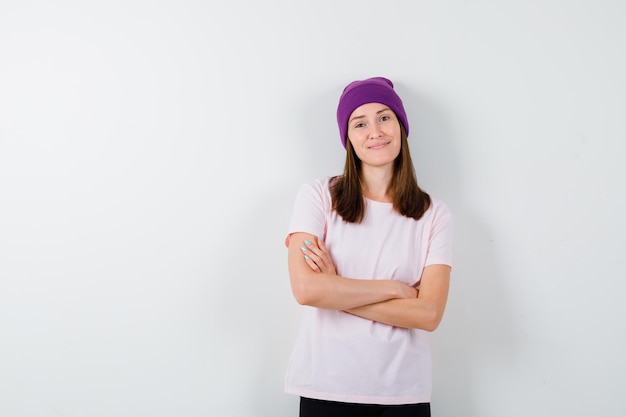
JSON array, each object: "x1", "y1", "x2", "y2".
[{"x1": 1, "y1": 1, "x2": 624, "y2": 416}]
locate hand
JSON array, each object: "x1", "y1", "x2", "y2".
[
  {"x1": 301, "y1": 237, "x2": 337, "y2": 275},
  {"x1": 396, "y1": 282, "x2": 419, "y2": 299}
]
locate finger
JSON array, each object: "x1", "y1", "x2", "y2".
[
  {"x1": 303, "y1": 238, "x2": 335, "y2": 274},
  {"x1": 302, "y1": 241, "x2": 326, "y2": 264},
  {"x1": 317, "y1": 238, "x2": 329, "y2": 255},
  {"x1": 307, "y1": 239, "x2": 331, "y2": 265},
  {"x1": 305, "y1": 250, "x2": 325, "y2": 269},
  {"x1": 302, "y1": 247, "x2": 330, "y2": 273},
  {"x1": 309, "y1": 238, "x2": 334, "y2": 270},
  {"x1": 304, "y1": 255, "x2": 319, "y2": 272}
]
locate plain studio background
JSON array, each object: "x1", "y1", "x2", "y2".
[{"x1": 1, "y1": 1, "x2": 625, "y2": 416}]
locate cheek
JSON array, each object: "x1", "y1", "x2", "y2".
[
  {"x1": 347, "y1": 130, "x2": 368, "y2": 144},
  {"x1": 346, "y1": 135, "x2": 359, "y2": 149}
]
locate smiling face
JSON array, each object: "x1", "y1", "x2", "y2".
[{"x1": 346, "y1": 102, "x2": 402, "y2": 169}]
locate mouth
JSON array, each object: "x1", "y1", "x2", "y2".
[{"x1": 368, "y1": 141, "x2": 390, "y2": 150}]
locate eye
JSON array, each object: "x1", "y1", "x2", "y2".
[
  {"x1": 354, "y1": 122, "x2": 365, "y2": 128},
  {"x1": 380, "y1": 113, "x2": 393, "y2": 122}
]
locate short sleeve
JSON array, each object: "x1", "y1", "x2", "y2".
[
  {"x1": 424, "y1": 200, "x2": 454, "y2": 267},
  {"x1": 284, "y1": 179, "x2": 330, "y2": 247}
]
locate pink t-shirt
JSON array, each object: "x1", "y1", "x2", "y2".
[{"x1": 285, "y1": 177, "x2": 453, "y2": 405}]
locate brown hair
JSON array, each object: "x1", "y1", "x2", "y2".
[{"x1": 330, "y1": 124, "x2": 431, "y2": 223}]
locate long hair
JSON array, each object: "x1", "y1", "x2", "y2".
[{"x1": 330, "y1": 124, "x2": 431, "y2": 223}]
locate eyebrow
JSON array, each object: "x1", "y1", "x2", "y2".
[{"x1": 348, "y1": 107, "x2": 392, "y2": 124}]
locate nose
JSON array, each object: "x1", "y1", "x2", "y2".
[{"x1": 369, "y1": 124, "x2": 383, "y2": 139}]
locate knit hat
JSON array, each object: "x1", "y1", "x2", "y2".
[{"x1": 336, "y1": 77, "x2": 409, "y2": 149}]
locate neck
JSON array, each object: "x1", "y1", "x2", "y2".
[{"x1": 361, "y1": 165, "x2": 393, "y2": 202}]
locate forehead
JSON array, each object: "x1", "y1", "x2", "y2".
[{"x1": 349, "y1": 102, "x2": 392, "y2": 120}]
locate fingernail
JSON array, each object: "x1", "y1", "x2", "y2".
[
  {"x1": 300, "y1": 246, "x2": 307, "y2": 252},
  {"x1": 304, "y1": 255, "x2": 310, "y2": 261},
  {"x1": 319, "y1": 235, "x2": 324, "y2": 241},
  {"x1": 304, "y1": 240, "x2": 312, "y2": 246}
]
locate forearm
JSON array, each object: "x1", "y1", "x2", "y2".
[
  {"x1": 346, "y1": 264, "x2": 451, "y2": 330},
  {"x1": 291, "y1": 272, "x2": 409, "y2": 311},
  {"x1": 345, "y1": 297, "x2": 443, "y2": 331},
  {"x1": 288, "y1": 232, "x2": 415, "y2": 310}
]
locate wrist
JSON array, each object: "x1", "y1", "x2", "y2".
[{"x1": 390, "y1": 280, "x2": 405, "y2": 298}]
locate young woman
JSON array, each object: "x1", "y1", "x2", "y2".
[{"x1": 285, "y1": 77, "x2": 453, "y2": 417}]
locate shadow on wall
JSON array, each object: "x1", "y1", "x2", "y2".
[{"x1": 403, "y1": 87, "x2": 517, "y2": 417}]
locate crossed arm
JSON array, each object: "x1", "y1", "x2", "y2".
[{"x1": 287, "y1": 232, "x2": 451, "y2": 331}]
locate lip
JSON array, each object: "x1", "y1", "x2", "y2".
[{"x1": 368, "y1": 141, "x2": 390, "y2": 150}]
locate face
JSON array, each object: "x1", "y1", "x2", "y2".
[{"x1": 346, "y1": 102, "x2": 401, "y2": 169}]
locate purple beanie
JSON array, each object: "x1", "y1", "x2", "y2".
[{"x1": 336, "y1": 77, "x2": 409, "y2": 149}]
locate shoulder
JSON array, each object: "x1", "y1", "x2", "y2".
[
  {"x1": 424, "y1": 196, "x2": 453, "y2": 224},
  {"x1": 297, "y1": 177, "x2": 333, "y2": 198},
  {"x1": 292, "y1": 177, "x2": 334, "y2": 211},
  {"x1": 310, "y1": 176, "x2": 332, "y2": 191},
  {"x1": 429, "y1": 197, "x2": 452, "y2": 214}
]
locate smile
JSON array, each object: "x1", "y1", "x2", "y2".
[{"x1": 368, "y1": 141, "x2": 390, "y2": 150}]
